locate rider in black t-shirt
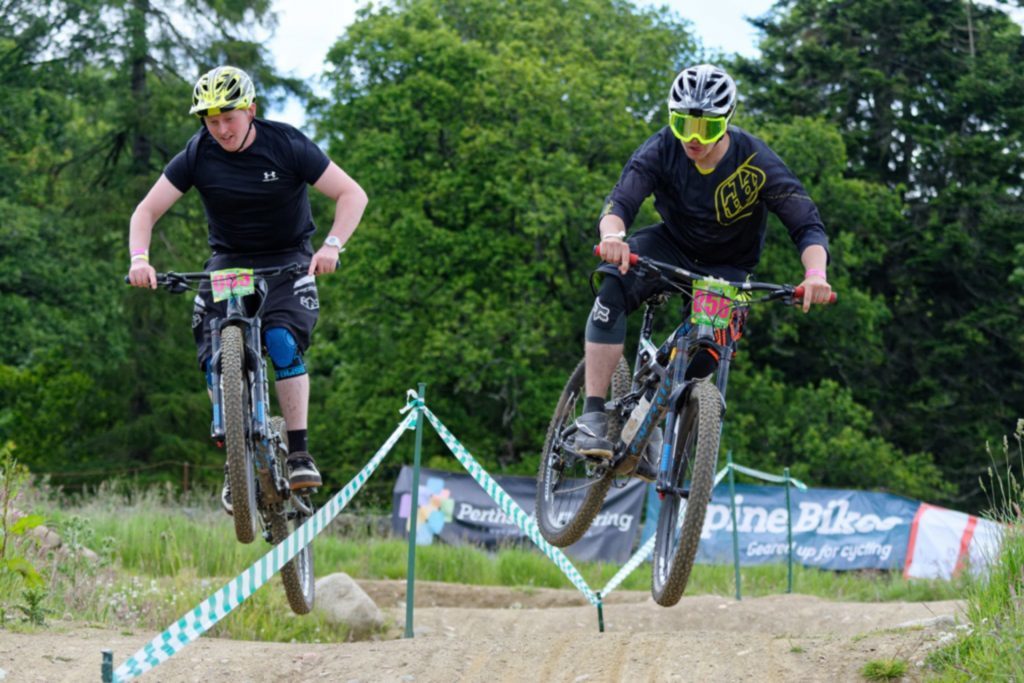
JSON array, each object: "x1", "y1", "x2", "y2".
[
  {"x1": 576, "y1": 64, "x2": 834, "y2": 479},
  {"x1": 127, "y1": 66, "x2": 368, "y2": 514}
]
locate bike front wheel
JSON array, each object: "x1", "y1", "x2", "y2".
[
  {"x1": 270, "y1": 416, "x2": 315, "y2": 614},
  {"x1": 651, "y1": 379, "x2": 722, "y2": 606},
  {"x1": 535, "y1": 356, "x2": 630, "y2": 547},
  {"x1": 222, "y1": 325, "x2": 258, "y2": 544}
]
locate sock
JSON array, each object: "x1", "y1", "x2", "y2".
[
  {"x1": 584, "y1": 396, "x2": 606, "y2": 414},
  {"x1": 287, "y1": 429, "x2": 308, "y2": 454}
]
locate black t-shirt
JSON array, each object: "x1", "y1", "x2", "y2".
[
  {"x1": 602, "y1": 126, "x2": 829, "y2": 270},
  {"x1": 164, "y1": 119, "x2": 331, "y2": 255}
]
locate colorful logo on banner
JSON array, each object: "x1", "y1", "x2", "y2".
[{"x1": 398, "y1": 476, "x2": 455, "y2": 545}]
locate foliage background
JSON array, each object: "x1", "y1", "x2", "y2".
[{"x1": 1, "y1": 0, "x2": 1020, "y2": 510}]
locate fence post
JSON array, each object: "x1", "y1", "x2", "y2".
[
  {"x1": 101, "y1": 649, "x2": 113, "y2": 682},
  {"x1": 404, "y1": 382, "x2": 426, "y2": 639},
  {"x1": 727, "y1": 451, "x2": 741, "y2": 600},
  {"x1": 785, "y1": 466, "x2": 793, "y2": 594}
]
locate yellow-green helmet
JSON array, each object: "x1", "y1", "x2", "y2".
[{"x1": 189, "y1": 66, "x2": 255, "y2": 117}]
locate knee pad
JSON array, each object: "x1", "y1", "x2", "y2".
[
  {"x1": 584, "y1": 277, "x2": 628, "y2": 344},
  {"x1": 265, "y1": 327, "x2": 307, "y2": 380}
]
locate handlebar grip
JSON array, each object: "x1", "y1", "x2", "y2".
[
  {"x1": 592, "y1": 244, "x2": 639, "y2": 265},
  {"x1": 794, "y1": 286, "x2": 837, "y2": 304}
]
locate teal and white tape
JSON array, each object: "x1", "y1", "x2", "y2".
[
  {"x1": 415, "y1": 400, "x2": 599, "y2": 606},
  {"x1": 111, "y1": 411, "x2": 416, "y2": 682},
  {"x1": 600, "y1": 466, "x2": 732, "y2": 597},
  {"x1": 729, "y1": 463, "x2": 807, "y2": 490},
  {"x1": 600, "y1": 463, "x2": 806, "y2": 597}
]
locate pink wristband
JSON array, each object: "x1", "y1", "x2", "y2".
[
  {"x1": 805, "y1": 268, "x2": 827, "y2": 280},
  {"x1": 130, "y1": 248, "x2": 148, "y2": 256}
]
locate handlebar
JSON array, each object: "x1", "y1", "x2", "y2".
[
  {"x1": 124, "y1": 262, "x2": 306, "y2": 291},
  {"x1": 593, "y1": 244, "x2": 837, "y2": 305}
]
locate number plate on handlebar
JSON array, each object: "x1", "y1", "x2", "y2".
[
  {"x1": 692, "y1": 278, "x2": 738, "y2": 329},
  {"x1": 210, "y1": 268, "x2": 256, "y2": 302}
]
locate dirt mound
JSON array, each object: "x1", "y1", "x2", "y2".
[{"x1": 0, "y1": 581, "x2": 963, "y2": 682}]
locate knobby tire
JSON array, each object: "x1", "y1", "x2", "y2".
[
  {"x1": 222, "y1": 325, "x2": 258, "y2": 544},
  {"x1": 268, "y1": 417, "x2": 315, "y2": 615},
  {"x1": 535, "y1": 356, "x2": 630, "y2": 547},
  {"x1": 651, "y1": 379, "x2": 722, "y2": 606}
]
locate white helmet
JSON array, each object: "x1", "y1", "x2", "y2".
[{"x1": 667, "y1": 64, "x2": 737, "y2": 117}]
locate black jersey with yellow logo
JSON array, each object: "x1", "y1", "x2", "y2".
[{"x1": 601, "y1": 126, "x2": 829, "y2": 270}]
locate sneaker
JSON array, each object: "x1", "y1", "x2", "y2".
[
  {"x1": 220, "y1": 465, "x2": 233, "y2": 516},
  {"x1": 634, "y1": 427, "x2": 662, "y2": 483},
  {"x1": 574, "y1": 411, "x2": 614, "y2": 459},
  {"x1": 287, "y1": 451, "x2": 323, "y2": 490}
]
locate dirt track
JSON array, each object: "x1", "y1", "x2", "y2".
[{"x1": 0, "y1": 580, "x2": 963, "y2": 682}]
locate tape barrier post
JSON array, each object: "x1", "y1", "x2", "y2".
[
  {"x1": 404, "y1": 382, "x2": 426, "y2": 639},
  {"x1": 727, "y1": 452, "x2": 742, "y2": 601},
  {"x1": 785, "y1": 467, "x2": 793, "y2": 594},
  {"x1": 412, "y1": 397, "x2": 599, "y2": 606},
  {"x1": 599, "y1": 467, "x2": 731, "y2": 598},
  {"x1": 108, "y1": 411, "x2": 417, "y2": 682}
]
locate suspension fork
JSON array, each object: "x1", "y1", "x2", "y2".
[{"x1": 209, "y1": 320, "x2": 225, "y2": 441}]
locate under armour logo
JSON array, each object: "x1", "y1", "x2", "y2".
[
  {"x1": 591, "y1": 298, "x2": 611, "y2": 323},
  {"x1": 262, "y1": 171, "x2": 278, "y2": 182}
]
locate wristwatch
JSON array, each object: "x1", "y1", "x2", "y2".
[
  {"x1": 324, "y1": 235, "x2": 344, "y2": 252},
  {"x1": 601, "y1": 231, "x2": 627, "y2": 242}
]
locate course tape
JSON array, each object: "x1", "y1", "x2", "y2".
[
  {"x1": 111, "y1": 411, "x2": 417, "y2": 682},
  {"x1": 600, "y1": 466, "x2": 732, "y2": 597},
  {"x1": 729, "y1": 463, "x2": 807, "y2": 490},
  {"x1": 416, "y1": 401, "x2": 599, "y2": 606},
  {"x1": 600, "y1": 463, "x2": 807, "y2": 597}
]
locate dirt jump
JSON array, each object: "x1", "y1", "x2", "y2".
[{"x1": 0, "y1": 579, "x2": 962, "y2": 682}]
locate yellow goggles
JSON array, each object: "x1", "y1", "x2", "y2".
[{"x1": 669, "y1": 111, "x2": 729, "y2": 144}]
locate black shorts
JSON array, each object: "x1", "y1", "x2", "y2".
[
  {"x1": 191, "y1": 249, "x2": 320, "y2": 370},
  {"x1": 596, "y1": 223, "x2": 751, "y2": 316}
]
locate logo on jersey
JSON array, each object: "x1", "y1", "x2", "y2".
[
  {"x1": 262, "y1": 171, "x2": 278, "y2": 183},
  {"x1": 714, "y1": 153, "x2": 766, "y2": 224},
  {"x1": 300, "y1": 295, "x2": 319, "y2": 311}
]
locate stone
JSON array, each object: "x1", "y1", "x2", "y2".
[{"x1": 314, "y1": 573, "x2": 384, "y2": 638}]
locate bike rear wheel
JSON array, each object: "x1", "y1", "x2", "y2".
[
  {"x1": 535, "y1": 356, "x2": 629, "y2": 547},
  {"x1": 651, "y1": 379, "x2": 722, "y2": 606},
  {"x1": 222, "y1": 325, "x2": 258, "y2": 544},
  {"x1": 268, "y1": 416, "x2": 316, "y2": 615}
]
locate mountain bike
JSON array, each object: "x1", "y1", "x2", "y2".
[
  {"x1": 127, "y1": 263, "x2": 315, "y2": 614},
  {"x1": 536, "y1": 252, "x2": 835, "y2": 606}
]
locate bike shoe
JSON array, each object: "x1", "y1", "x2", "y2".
[
  {"x1": 287, "y1": 451, "x2": 323, "y2": 491},
  {"x1": 634, "y1": 426, "x2": 662, "y2": 483},
  {"x1": 221, "y1": 465, "x2": 233, "y2": 516},
  {"x1": 574, "y1": 411, "x2": 614, "y2": 459}
]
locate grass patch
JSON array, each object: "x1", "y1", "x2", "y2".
[
  {"x1": 861, "y1": 658, "x2": 908, "y2": 681},
  {"x1": 0, "y1": 478, "x2": 966, "y2": 644},
  {"x1": 927, "y1": 419, "x2": 1024, "y2": 681}
]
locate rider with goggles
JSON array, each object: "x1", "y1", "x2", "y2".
[{"x1": 572, "y1": 64, "x2": 834, "y2": 472}]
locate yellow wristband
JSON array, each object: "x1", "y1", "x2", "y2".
[{"x1": 131, "y1": 254, "x2": 150, "y2": 262}]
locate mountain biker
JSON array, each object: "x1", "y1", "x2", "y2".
[
  {"x1": 126, "y1": 65, "x2": 368, "y2": 514},
  {"x1": 576, "y1": 64, "x2": 833, "y2": 479}
]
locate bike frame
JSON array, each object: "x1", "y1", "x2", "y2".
[
  {"x1": 611, "y1": 299, "x2": 738, "y2": 495},
  {"x1": 606, "y1": 254, "x2": 808, "y2": 496}
]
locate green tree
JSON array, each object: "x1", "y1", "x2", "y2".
[
  {"x1": 310, "y1": 0, "x2": 695, "y2": 503},
  {"x1": 734, "y1": 0, "x2": 1024, "y2": 505},
  {"x1": 0, "y1": 0, "x2": 290, "y2": 484}
]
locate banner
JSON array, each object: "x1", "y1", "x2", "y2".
[
  {"x1": 903, "y1": 503, "x2": 1004, "y2": 579},
  {"x1": 393, "y1": 466, "x2": 646, "y2": 563},
  {"x1": 694, "y1": 484, "x2": 921, "y2": 571}
]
